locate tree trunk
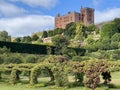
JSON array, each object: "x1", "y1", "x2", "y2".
[
  {"x1": 16, "y1": 71, "x2": 20, "y2": 81},
  {"x1": 0, "y1": 72, "x2": 2, "y2": 79},
  {"x1": 46, "y1": 68, "x2": 54, "y2": 81},
  {"x1": 28, "y1": 71, "x2": 31, "y2": 82}
]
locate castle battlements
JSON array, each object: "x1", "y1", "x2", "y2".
[{"x1": 55, "y1": 7, "x2": 94, "y2": 29}]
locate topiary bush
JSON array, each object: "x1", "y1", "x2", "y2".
[
  {"x1": 74, "y1": 73, "x2": 84, "y2": 86},
  {"x1": 30, "y1": 64, "x2": 51, "y2": 85},
  {"x1": 24, "y1": 55, "x2": 37, "y2": 63},
  {"x1": 83, "y1": 60, "x2": 108, "y2": 90},
  {"x1": 44, "y1": 55, "x2": 69, "y2": 87},
  {"x1": 9, "y1": 67, "x2": 19, "y2": 85},
  {"x1": 4, "y1": 55, "x2": 22, "y2": 64}
]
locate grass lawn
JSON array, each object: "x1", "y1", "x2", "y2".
[{"x1": 0, "y1": 72, "x2": 120, "y2": 90}]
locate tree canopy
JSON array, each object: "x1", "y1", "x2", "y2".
[{"x1": 0, "y1": 31, "x2": 11, "y2": 42}]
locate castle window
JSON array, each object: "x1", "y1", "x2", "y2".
[
  {"x1": 89, "y1": 14, "x2": 91, "y2": 17},
  {"x1": 89, "y1": 18, "x2": 91, "y2": 21}
]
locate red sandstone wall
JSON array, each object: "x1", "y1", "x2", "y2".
[{"x1": 55, "y1": 7, "x2": 94, "y2": 29}]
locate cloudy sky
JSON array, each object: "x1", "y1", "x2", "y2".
[{"x1": 0, "y1": 0, "x2": 120, "y2": 37}]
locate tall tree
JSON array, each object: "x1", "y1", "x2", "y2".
[
  {"x1": 54, "y1": 28, "x2": 64, "y2": 35},
  {"x1": 42, "y1": 31, "x2": 48, "y2": 38},
  {"x1": 74, "y1": 23, "x2": 86, "y2": 41},
  {"x1": 13, "y1": 37, "x2": 21, "y2": 42},
  {"x1": 113, "y1": 18, "x2": 120, "y2": 33},
  {"x1": 100, "y1": 22, "x2": 119, "y2": 39},
  {"x1": 31, "y1": 34, "x2": 39, "y2": 41},
  {"x1": 64, "y1": 22, "x2": 76, "y2": 38},
  {"x1": 0, "y1": 31, "x2": 11, "y2": 42},
  {"x1": 87, "y1": 24, "x2": 96, "y2": 31},
  {"x1": 111, "y1": 33, "x2": 120, "y2": 42},
  {"x1": 52, "y1": 35, "x2": 69, "y2": 55},
  {"x1": 48, "y1": 30, "x2": 54, "y2": 37},
  {"x1": 22, "y1": 36, "x2": 32, "y2": 43}
]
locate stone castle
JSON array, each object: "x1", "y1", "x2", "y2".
[{"x1": 55, "y1": 7, "x2": 94, "y2": 29}]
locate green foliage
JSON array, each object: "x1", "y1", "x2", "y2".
[
  {"x1": 0, "y1": 54, "x2": 120, "y2": 90},
  {"x1": 85, "y1": 18, "x2": 120, "y2": 52},
  {"x1": 101, "y1": 71, "x2": 111, "y2": 84},
  {"x1": 50, "y1": 86, "x2": 67, "y2": 90},
  {"x1": 24, "y1": 55, "x2": 37, "y2": 63},
  {"x1": 113, "y1": 18, "x2": 120, "y2": 33},
  {"x1": 0, "y1": 72, "x2": 1, "y2": 79},
  {"x1": 30, "y1": 65, "x2": 42, "y2": 85},
  {"x1": 86, "y1": 24, "x2": 99, "y2": 36},
  {"x1": 0, "y1": 31, "x2": 11, "y2": 42},
  {"x1": 100, "y1": 22, "x2": 119, "y2": 39},
  {"x1": 0, "y1": 41, "x2": 85, "y2": 56},
  {"x1": 74, "y1": 73, "x2": 84, "y2": 86},
  {"x1": 52, "y1": 35, "x2": 69, "y2": 47},
  {"x1": 45, "y1": 55, "x2": 69, "y2": 87},
  {"x1": 0, "y1": 47, "x2": 10, "y2": 54},
  {"x1": 22, "y1": 36, "x2": 32, "y2": 43},
  {"x1": 27, "y1": 83, "x2": 45, "y2": 88},
  {"x1": 31, "y1": 34, "x2": 39, "y2": 41},
  {"x1": 0, "y1": 41, "x2": 48, "y2": 54},
  {"x1": 9, "y1": 67, "x2": 19, "y2": 85},
  {"x1": 70, "y1": 60, "x2": 111, "y2": 90},
  {"x1": 87, "y1": 24, "x2": 97, "y2": 32},
  {"x1": 110, "y1": 41, "x2": 119, "y2": 49},
  {"x1": 0, "y1": 57, "x2": 4, "y2": 64},
  {"x1": 48, "y1": 30, "x2": 54, "y2": 37},
  {"x1": 52, "y1": 35, "x2": 69, "y2": 55},
  {"x1": 42, "y1": 31, "x2": 48, "y2": 38},
  {"x1": 4, "y1": 55, "x2": 22, "y2": 64},
  {"x1": 69, "y1": 39, "x2": 80, "y2": 48},
  {"x1": 100, "y1": 38, "x2": 111, "y2": 50},
  {"x1": 54, "y1": 69, "x2": 68, "y2": 87},
  {"x1": 108, "y1": 61, "x2": 120, "y2": 72},
  {"x1": 84, "y1": 87, "x2": 109, "y2": 90},
  {"x1": 83, "y1": 60, "x2": 108, "y2": 90},
  {"x1": 64, "y1": 22, "x2": 76, "y2": 38},
  {"x1": 13, "y1": 37, "x2": 21, "y2": 42},
  {"x1": 85, "y1": 40, "x2": 101, "y2": 52},
  {"x1": 86, "y1": 35, "x2": 95, "y2": 44},
  {"x1": 54, "y1": 28, "x2": 64, "y2": 35},
  {"x1": 35, "y1": 32, "x2": 43, "y2": 37},
  {"x1": 74, "y1": 23, "x2": 86, "y2": 41},
  {"x1": 37, "y1": 38, "x2": 43, "y2": 43},
  {"x1": 111, "y1": 33, "x2": 120, "y2": 42},
  {"x1": 0, "y1": 47, "x2": 10, "y2": 65},
  {"x1": 110, "y1": 50, "x2": 120, "y2": 60},
  {"x1": 72, "y1": 56, "x2": 82, "y2": 61},
  {"x1": 85, "y1": 38, "x2": 112, "y2": 52},
  {"x1": 63, "y1": 49, "x2": 77, "y2": 59},
  {"x1": 86, "y1": 51, "x2": 109, "y2": 60}
]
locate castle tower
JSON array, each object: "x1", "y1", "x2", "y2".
[
  {"x1": 55, "y1": 7, "x2": 94, "y2": 29},
  {"x1": 81, "y1": 7, "x2": 94, "y2": 26}
]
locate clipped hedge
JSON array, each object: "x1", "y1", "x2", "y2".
[
  {"x1": 0, "y1": 41, "x2": 48, "y2": 54},
  {"x1": 30, "y1": 64, "x2": 51, "y2": 85},
  {"x1": 0, "y1": 41, "x2": 85, "y2": 55},
  {"x1": 0, "y1": 59, "x2": 119, "y2": 89}
]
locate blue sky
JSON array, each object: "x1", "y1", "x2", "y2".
[{"x1": 0, "y1": 0, "x2": 120, "y2": 37}]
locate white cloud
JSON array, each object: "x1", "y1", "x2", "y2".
[
  {"x1": 0, "y1": 15, "x2": 54, "y2": 37},
  {"x1": 93, "y1": 0, "x2": 100, "y2": 5},
  {"x1": 95, "y1": 8, "x2": 120, "y2": 23},
  {"x1": 0, "y1": 0, "x2": 26, "y2": 17},
  {"x1": 11, "y1": 0, "x2": 58, "y2": 9},
  {"x1": 93, "y1": 0, "x2": 106, "y2": 6}
]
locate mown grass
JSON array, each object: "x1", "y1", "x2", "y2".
[{"x1": 0, "y1": 72, "x2": 120, "y2": 90}]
